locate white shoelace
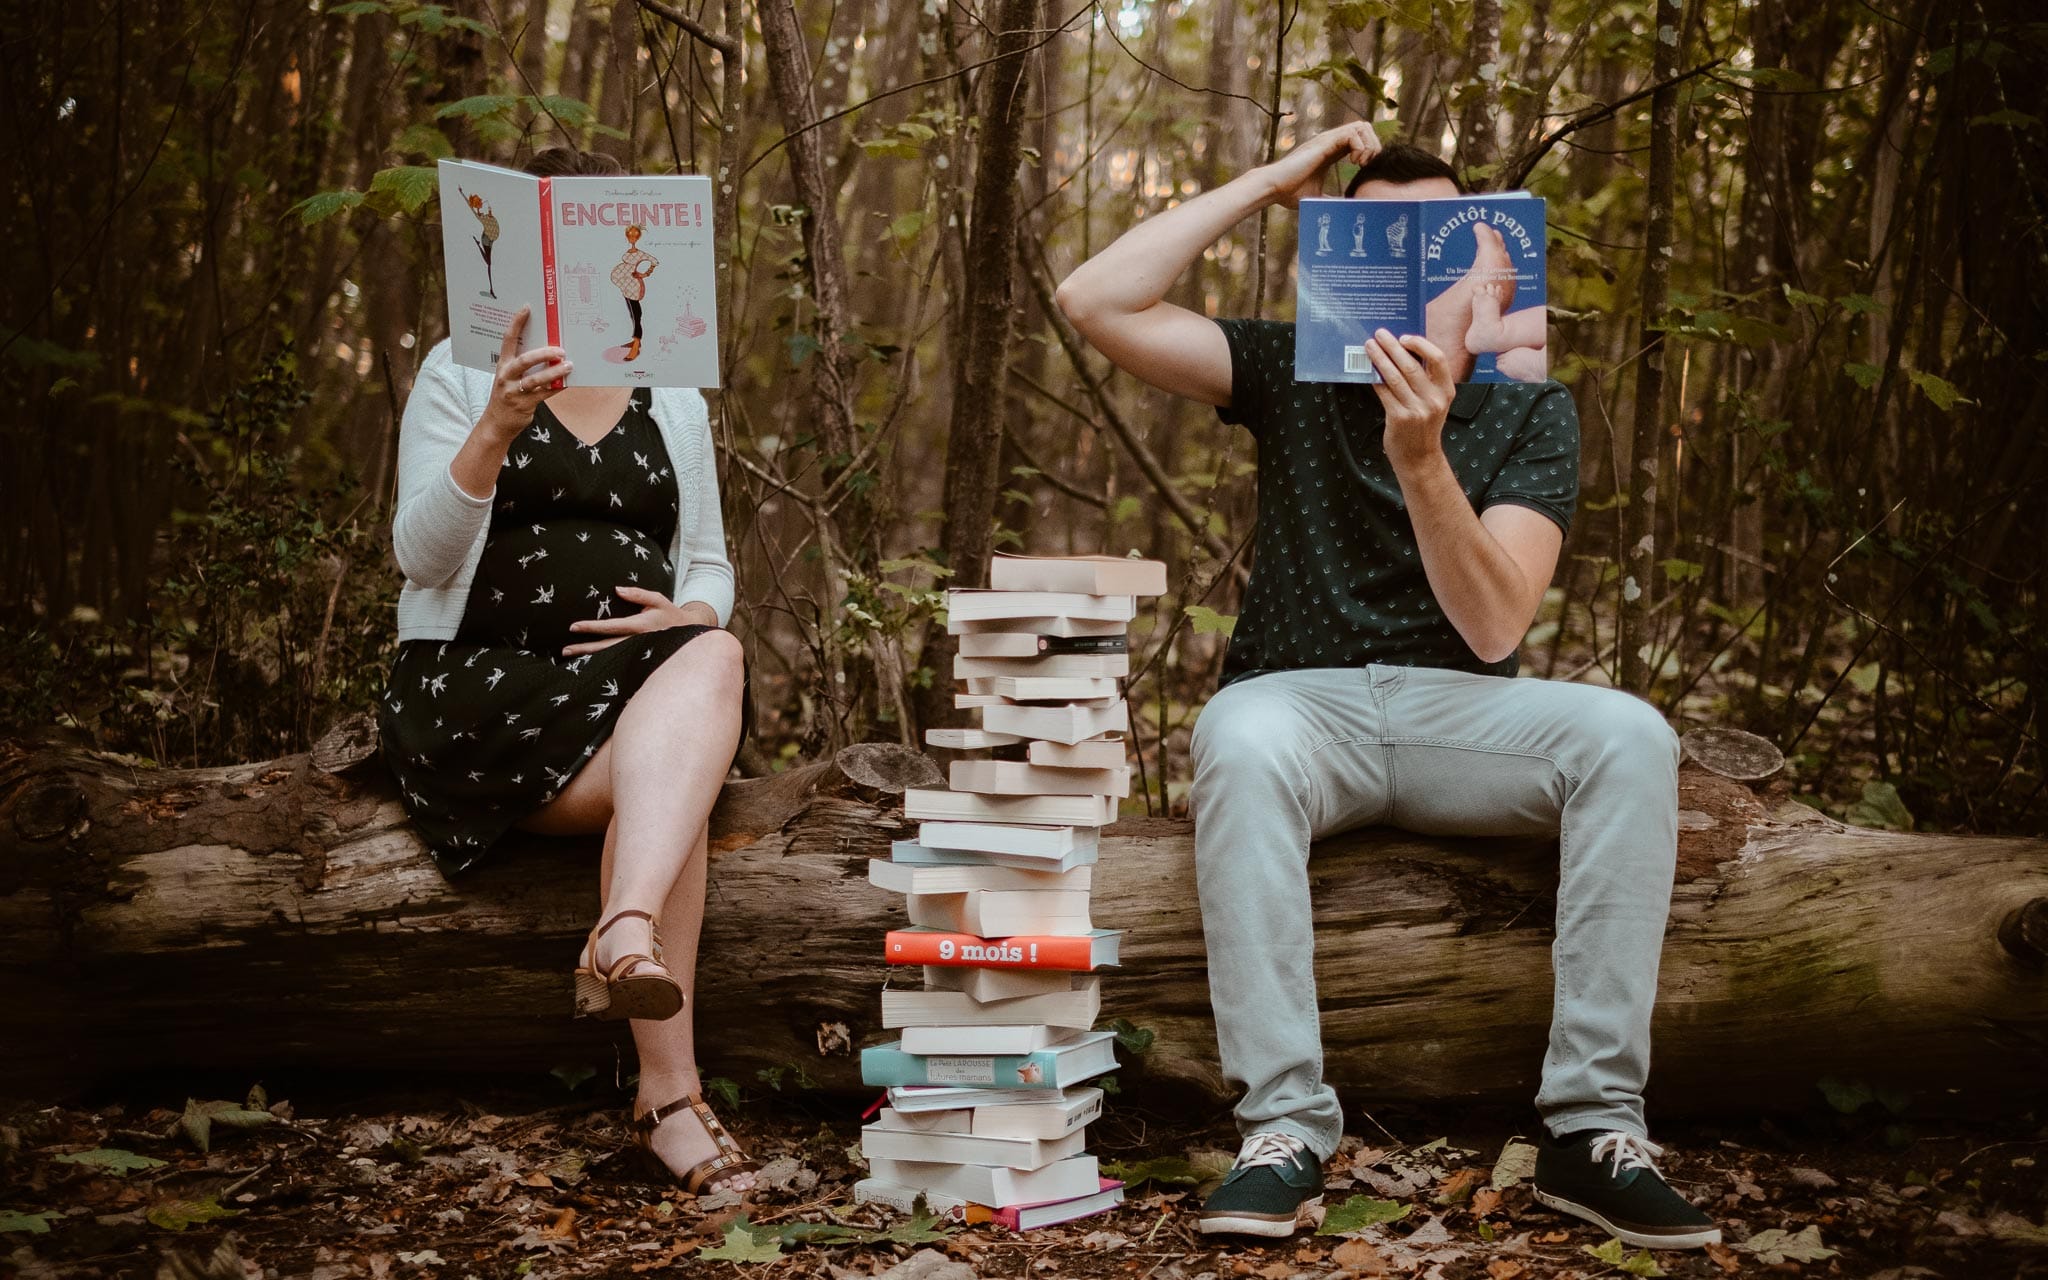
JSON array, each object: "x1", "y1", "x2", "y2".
[
  {"x1": 1588, "y1": 1132, "x2": 1666, "y2": 1176},
  {"x1": 1235, "y1": 1131, "x2": 1310, "y2": 1171}
]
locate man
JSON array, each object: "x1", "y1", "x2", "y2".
[{"x1": 1054, "y1": 125, "x2": 1720, "y2": 1251}]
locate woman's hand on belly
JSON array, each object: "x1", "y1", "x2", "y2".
[{"x1": 562, "y1": 586, "x2": 719, "y2": 656}]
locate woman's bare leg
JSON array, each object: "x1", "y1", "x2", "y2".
[
  {"x1": 519, "y1": 632, "x2": 753, "y2": 1192},
  {"x1": 630, "y1": 825, "x2": 757, "y2": 1191}
]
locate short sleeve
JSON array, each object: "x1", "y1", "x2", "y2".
[
  {"x1": 1213, "y1": 318, "x2": 1296, "y2": 436},
  {"x1": 1481, "y1": 382, "x2": 1581, "y2": 534}
]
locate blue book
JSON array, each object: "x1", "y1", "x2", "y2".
[
  {"x1": 860, "y1": 1029, "x2": 1118, "y2": 1090},
  {"x1": 1294, "y1": 193, "x2": 1548, "y2": 385}
]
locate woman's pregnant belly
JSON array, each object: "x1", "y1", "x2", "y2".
[{"x1": 460, "y1": 518, "x2": 675, "y2": 655}]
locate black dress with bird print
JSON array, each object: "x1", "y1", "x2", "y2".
[{"x1": 378, "y1": 388, "x2": 719, "y2": 873}]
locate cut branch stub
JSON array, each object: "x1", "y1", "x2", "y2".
[
  {"x1": 2000, "y1": 898, "x2": 2048, "y2": 969},
  {"x1": 836, "y1": 742, "x2": 943, "y2": 794},
  {"x1": 311, "y1": 713, "x2": 381, "y2": 775},
  {"x1": 1681, "y1": 727, "x2": 1786, "y2": 782}
]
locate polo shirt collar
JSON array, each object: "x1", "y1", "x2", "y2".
[{"x1": 1449, "y1": 383, "x2": 1492, "y2": 422}]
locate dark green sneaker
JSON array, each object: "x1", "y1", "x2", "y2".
[
  {"x1": 1533, "y1": 1130, "x2": 1722, "y2": 1250},
  {"x1": 1198, "y1": 1132, "x2": 1324, "y2": 1238}
]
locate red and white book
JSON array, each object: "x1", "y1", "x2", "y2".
[
  {"x1": 904, "y1": 789, "x2": 1119, "y2": 827},
  {"x1": 989, "y1": 553, "x2": 1167, "y2": 597},
  {"x1": 436, "y1": 159, "x2": 718, "y2": 387},
  {"x1": 886, "y1": 927, "x2": 1122, "y2": 971},
  {"x1": 949, "y1": 759, "x2": 1130, "y2": 799},
  {"x1": 1027, "y1": 736, "x2": 1129, "y2": 770}
]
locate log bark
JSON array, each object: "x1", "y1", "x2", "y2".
[{"x1": 3, "y1": 738, "x2": 2044, "y2": 1116}]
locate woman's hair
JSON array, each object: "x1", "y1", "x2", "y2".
[
  {"x1": 522, "y1": 147, "x2": 626, "y2": 178},
  {"x1": 1344, "y1": 142, "x2": 1469, "y2": 197}
]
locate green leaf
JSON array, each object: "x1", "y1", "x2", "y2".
[
  {"x1": 0, "y1": 1210, "x2": 59, "y2": 1234},
  {"x1": 1582, "y1": 1237, "x2": 1666, "y2": 1275},
  {"x1": 1906, "y1": 369, "x2": 1966, "y2": 411},
  {"x1": 698, "y1": 1218, "x2": 784, "y2": 1262},
  {"x1": 1782, "y1": 284, "x2": 1828, "y2": 308},
  {"x1": 434, "y1": 93, "x2": 519, "y2": 121},
  {"x1": 1740, "y1": 1225, "x2": 1837, "y2": 1264},
  {"x1": 875, "y1": 1203, "x2": 956, "y2": 1244},
  {"x1": 885, "y1": 210, "x2": 929, "y2": 246},
  {"x1": 705, "y1": 1076, "x2": 741, "y2": 1111},
  {"x1": 1845, "y1": 780, "x2": 1914, "y2": 831},
  {"x1": 324, "y1": 0, "x2": 388, "y2": 14},
  {"x1": 367, "y1": 165, "x2": 440, "y2": 215},
  {"x1": 1837, "y1": 293, "x2": 1885, "y2": 316},
  {"x1": 147, "y1": 1193, "x2": 240, "y2": 1231},
  {"x1": 1489, "y1": 1138, "x2": 1537, "y2": 1189},
  {"x1": 1842, "y1": 361, "x2": 1882, "y2": 390},
  {"x1": 786, "y1": 333, "x2": 824, "y2": 368},
  {"x1": 1659, "y1": 558, "x2": 1704, "y2": 585},
  {"x1": 550, "y1": 1063, "x2": 596, "y2": 1092},
  {"x1": 1715, "y1": 65, "x2": 1814, "y2": 91},
  {"x1": 290, "y1": 188, "x2": 365, "y2": 225},
  {"x1": 181, "y1": 1097, "x2": 275, "y2": 1152},
  {"x1": 1184, "y1": 605, "x2": 1237, "y2": 637},
  {"x1": 1317, "y1": 1195, "x2": 1410, "y2": 1234},
  {"x1": 1108, "y1": 1016, "x2": 1155, "y2": 1056},
  {"x1": 393, "y1": 123, "x2": 454, "y2": 160},
  {"x1": 1969, "y1": 108, "x2": 2041, "y2": 129},
  {"x1": 1099, "y1": 1156, "x2": 1200, "y2": 1189},
  {"x1": 54, "y1": 1148, "x2": 168, "y2": 1175},
  {"x1": 1818, "y1": 1077, "x2": 1912, "y2": 1114},
  {"x1": 526, "y1": 94, "x2": 600, "y2": 128}
]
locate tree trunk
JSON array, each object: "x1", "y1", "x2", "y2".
[
  {"x1": 4, "y1": 738, "x2": 2045, "y2": 1113},
  {"x1": 1451, "y1": 0, "x2": 1503, "y2": 178},
  {"x1": 1615, "y1": 2, "x2": 1686, "y2": 694},
  {"x1": 915, "y1": 0, "x2": 1045, "y2": 734}
]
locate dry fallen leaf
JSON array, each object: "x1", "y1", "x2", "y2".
[
  {"x1": 1704, "y1": 1241, "x2": 1742, "y2": 1274},
  {"x1": 1256, "y1": 1262, "x2": 1294, "y2": 1280},
  {"x1": 1331, "y1": 1237, "x2": 1388, "y2": 1274},
  {"x1": 1485, "y1": 1260, "x2": 1526, "y2": 1280},
  {"x1": 1435, "y1": 1167, "x2": 1487, "y2": 1205},
  {"x1": 1535, "y1": 1230, "x2": 1570, "y2": 1244},
  {"x1": 542, "y1": 1206, "x2": 578, "y2": 1240},
  {"x1": 1471, "y1": 1187, "x2": 1502, "y2": 1217}
]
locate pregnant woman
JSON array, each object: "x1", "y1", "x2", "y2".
[{"x1": 379, "y1": 148, "x2": 753, "y2": 1196}]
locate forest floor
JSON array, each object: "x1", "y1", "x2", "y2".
[{"x1": 4, "y1": 1079, "x2": 2045, "y2": 1280}]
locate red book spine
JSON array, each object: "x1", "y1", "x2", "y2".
[
  {"x1": 885, "y1": 930, "x2": 1095, "y2": 970},
  {"x1": 537, "y1": 176, "x2": 564, "y2": 388}
]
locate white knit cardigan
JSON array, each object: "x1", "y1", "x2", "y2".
[{"x1": 391, "y1": 339, "x2": 735, "y2": 642}]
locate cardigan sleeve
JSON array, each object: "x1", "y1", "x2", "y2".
[
  {"x1": 391, "y1": 341, "x2": 494, "y2": 589},
  {"x1": 665, "y1": 390, "x2": 736, "y2": 626}
]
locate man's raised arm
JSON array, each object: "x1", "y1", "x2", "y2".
[{"x1": 1054, "y1": 123, "x2": 1383, "y2": 408}]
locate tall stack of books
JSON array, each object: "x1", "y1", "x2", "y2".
[{"x1": 856, "y1": 553, "x2": 1168, "y2": 1231}]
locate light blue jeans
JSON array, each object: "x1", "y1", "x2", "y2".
[{"x1": 1189, "y1": 664, "x2": 1681, "y2": 1159}]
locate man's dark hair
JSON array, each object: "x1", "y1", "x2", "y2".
[
  {"x1": 523, "y1": 146, "x2": 626, "y2": 179},
  {"x1": 1344, "y1": 142, "x2": 1468, "y2": 197}
]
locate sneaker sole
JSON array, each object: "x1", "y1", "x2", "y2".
[
  {"x1": 1532, "y1": 1187, "x2": 1722, "y2": 1250},
  {"x1": 1198, "y1": 1196, "x2": 1323, "y2": 1239}
]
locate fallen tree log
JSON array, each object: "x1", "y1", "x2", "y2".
[{"x1": 2, "y1": 734, "x2": 2044, "y2": 1115}]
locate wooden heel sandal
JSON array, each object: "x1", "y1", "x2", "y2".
[
  {"x1": 573, "y1": 909, "x2": 685, "y2": 1022},
  {"x1": 633, "y1": 1094, "x2": 759, "y2": 1196}
]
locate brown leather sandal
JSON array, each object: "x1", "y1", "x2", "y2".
[
  {"x1": 573, "y1": 909, "x2": 685, "y2": 1022},
  {"x1": 633, "y1": 1094, "x2": 759, "y2": 1196}
]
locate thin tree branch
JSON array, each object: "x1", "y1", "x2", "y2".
[
  {"x1": 634, "y1": 0, "x2": 737, "y2": 59},
  {"x1": 1506, "y1": 57, "x2": 1725, "y2": 189}
]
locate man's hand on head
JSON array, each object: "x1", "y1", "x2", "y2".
[
  {"x1": 1261, "y1": 122, "x2": 1383, "y2": 209},
  {"x1": 1365, "y1": 328, "x2": 1457, "y2": 475}
]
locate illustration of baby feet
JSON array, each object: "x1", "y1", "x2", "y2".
[{"x1": 1465, "y1": 276, "x2": 1516, "y2": 353}]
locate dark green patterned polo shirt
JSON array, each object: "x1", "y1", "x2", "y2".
[{"x1": 1215, "y1": 318, "x2": 1580, "y2": 686}]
